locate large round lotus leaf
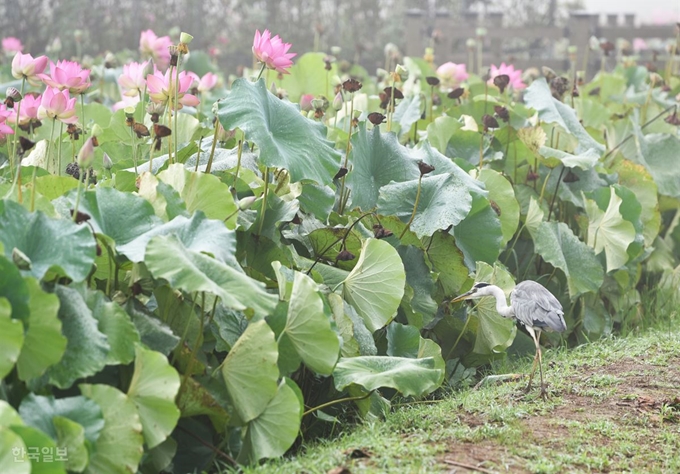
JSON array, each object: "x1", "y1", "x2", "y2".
[
  {"x1": 477, "y1": 169, "x2": 520, "y2": 247},
  {"x1": 283, "y1": 272, "x2": 340, "y2": 375},
  {"x1": 333, "y1": 355, "x2": 443, "y2": 397},
  {"x1": 341, "y1": 238, "x2": 406, "y2": 333},
  {"x1": 8, "y1": 425, "x2": 66, "y2": 474},
  {"x1": 217, "y1": 78, "x2": 341, "y2": 185},
  {"x1": 0, "y1": 428, "x2": 29, "y2": 474},
  {"x1": 221, "y1": 320, "x2": 279, "y2": 424},
  {"x1": 62, "y1": 186, "x2": 162, "y2": 248},
  {"x1": 16, "y1": 278, "x2": 66, "y2": 381},
  {"x1": 0, "y1": 298, "x2": 23, "y2": 379},
  {"x1": 533, "y1": 221, "x2": 604, "y2": 299},
  {"x1": 238, "y1": 378, "x2": 302, "y2": 465},
  {"x1": 144, "y1": 235, "x2": 277, "y2": 317},
  {"x1": 46, "y1": 286, "x2": 110, "y2": 390},
  {"x1": 0, "y1": 200, "x2": 96, "y2": 282},
  {"x1": 126, "y1": 345, "x2": 180, "y2": 449},
  {"x1": 79, "y1": 384, "x2": 144, "y2": 474}
]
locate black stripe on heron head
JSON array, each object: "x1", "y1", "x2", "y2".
[{"x1": 474, "y1": 283, "x2": 490, "y2": 288}]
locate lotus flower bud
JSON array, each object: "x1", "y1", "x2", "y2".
[
  {"x1": 466, "y1": 38, "x2": 476, "y2": 49},
  {"x1": 102, "y1": 152, "x2": 113, "y2": 170},
  {"x1": 332, "y1": 92, "x2": 344, "y2": 111},
  {"x1": 238, "y1": 195, "x2": 257, "y2": 211},
  {"x1": 330, "y1": 46, "x2": 342, "y2": 56},
  {"x1": 77, "y1": 137, "x2": 95, "y2": 168},
  {"x1": 476, "y1": 27, "x2": 487, "y2": 37}
]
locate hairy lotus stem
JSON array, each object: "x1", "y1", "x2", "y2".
[
  {"x1": 257, "y1": 166, "x2": 270, "y2": 236},
  {"x1": 166, "y1": 97, "x2": 173, "y2": 164},
  {"x1": 205, "y1": 119, "x2": 220, "y2": 174},
  {"x1": 386, "y1": 80, "x2": 396, "y2": 132},
  {"x1": 303, "y1": 390, "x2": 374, "y2": 417},
  {"x1": 72, "y1": 166, "x2": 85, "y2": 222},
  {"x1": 255, "y1": 63, "x2": 267, "y2": 82},
  {"x1": 173, "y1": 62, "x2": 181, "y2": 166},
  {"x1": 233, "y1": 139, "x2": 243, "y2": 186},
  {"x1": 10, "y1": 77, "x2": 26, "y2": 175},
  {"x1": 445, "y1": 303, "x2": 474, "y2": 360},
  {"x1": 57, "y1": 121, "x2": 64, "y2": 176},
  {"x1": 80, "y1": 94, "x2": 86, "y2": 147},
  {"x1": 399, "y1": 174, "x2": 423, "y2": 239},
  {"x1": 338, "y1": 93, "x2": 355, "y2": 215},
  {"x1": 130, "y1": 123, "x2": 138, "y2": 174},
  {"x1": 547, "y1": 166, "x2": 566, "y2": 222}
]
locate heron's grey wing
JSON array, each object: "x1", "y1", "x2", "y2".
[{"x1": 511, "y1": 281, "x2": 566, "y2": 332}]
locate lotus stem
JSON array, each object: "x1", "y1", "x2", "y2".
[
  {"x1": 255, "y1": 63, "x2": 267, "y2": 82},
  {"x1": 173, "y1": 62, "x2": 181, "y2": 166},
  {"x1": 80, "y1": 94, "x2": 86, "y2": 146},
  {"x1": 338, "y1": 93, "x2": 355, "y2": 215},
  {"x1": 303, "y1": 391, "x2": 374, "y2": 417},
  {"x1": 399, "y1": 174, "x2": 423, "y2": 239},
  {"x1": 72, "y1": 167, "x2": 84, "y2": 222},
  {"x1": 130, "y1": 123, "x2": 137, "y2": 175},
  {"x1": 10, "y1": 77, "x2": 26, "y2": 175},
  {"x1": 257, "y1": 166, "x2": 270, "y2": 236},
  {"x1": 233, "y1": 139, "x2": 243, "y2": 186},
  {"x1": 57, "y1": 121, "x2": 64, "y2": 176},
  {"x1": 205, "y1": 118, "x2": 220, "y2": 174}
]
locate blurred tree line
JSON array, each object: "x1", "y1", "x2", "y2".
[{"x1": 0, "y1": 0, "x2": 579, "y2": 72}]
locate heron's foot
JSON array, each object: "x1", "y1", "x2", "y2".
[{"x1": 523, "y1": 382, "x2": 533, "y2": 394}]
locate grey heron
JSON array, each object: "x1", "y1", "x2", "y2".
[{"x1": 450, "y1": 281, "x2": 566, "y2": 398}]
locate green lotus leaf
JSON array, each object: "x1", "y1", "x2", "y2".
[
  {"x1": 18, "y1": 394, "x2": 104, "y2": 447},
  {"x1": 62, "y1": 186, "x2": 162, "y2": 249},
  {"x1": 386, "y1": 322, "x2": 445, "y2": 372},
  {"x1": 0, "y1": 297, "x2": 23, "y2": 379},
  {"x1": 46, "y1": 286, "x2": 110, "y2": 389},
  {"x1": 125, "y1": 299, "x2": 180, "y2": 356},
  {"x1": 117, "y1": 211, "x2": 238, "y2": 268},
  {"x1": 0, "y1": 428, "x2": 29, "y2": 474},
  {"x1": 144, "y1": 235, "x2": 277, "y2": 317},
  {"x1": 176, "y1": 377, "x2": 230, "y2": 431},
  {"x1": 283, "y1": 272, "x2": 340, "y2": 375},
  {"x1": 217, "y1": 78, "x2": 341, "y2": 185},
  {"x1": 16, "y1": 278, "x2": 65, "y2": 381},
  {"x1": 53, "y1": 416, "x2": 88, "y2": 472},
  {"x1": 156, "y1": 164, "x2": 239, "y2": 225},
  {"x1": 346, "y1": 124, "x2": 420, "y2": 210},
  {"x1": 333, "y1": 355, "x2": 443, "y2": 397},
  {"x1": 524, "y1": 78, "x2": 605, "y2": 157},
  {"x1": 238, "y1": 378, "x2": 302, "y2": 464},
  {"x1": 221, "y1": 320, "x2": 279, "y2": 423},
  {"x1": 377, "y1": 173, "x2": 473, "y2": 238},
  {"x1": 425, "y1": 231, "x2": 469, "y2": 296},
  {"x1": 8, "y1": 425, "x2": 66, "y2": 474},
  {"x1": 533, "y1": 221, "x2": 604, "y2": 298},
  {"x1": 341, "y1": 238, "x2": 406, "y2": 333},
  {"x1": 612, "y1": 160, "x2": 660, "y2": 246},
  {"x1": 477, "y1": 169, "x2": 520, "y2": 247},
  {"x1": 0, "y1": 255, "x2": 30, "y2": 323},
  {"x1": 633, "y1": 125, "x2": 680, "y2": 198},
  {"x1": 397, "y1": 246, "x2": 437, "y2": 328},
  {"x1": 426, "y1": 115, "x2": 461, "y2": 154},
  {"x1": 278, "y1": 52, "x2": 338, "y2": 102},
  {"x1": 0, "y1": 200, "x2": 96, "y2": 282},
  {"x1": 538, "y1": 146, "x2": 599, "y2": 170},
  {"x1": 452, "y1": 194, "x2": 503, "y2": 269},
  {"x1": 79, "y1": 384, "x2": 144, "y2": 474},
  {"x1": 393, "y1": 94, "x2": 423, "y2": 137},
  {"x1": 126, "y1": 345, "x2": 180, "y2": 449},
  {"x1": 585, "y1": 187, "x2": 636, "y2": 272}
]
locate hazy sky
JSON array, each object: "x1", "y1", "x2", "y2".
[{"x1": 584, "y1": 0, "x2": 680, "y2": 24}]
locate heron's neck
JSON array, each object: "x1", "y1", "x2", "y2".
[{"x1": 488, "y1": 285, "x2": 514, "y2": 318}]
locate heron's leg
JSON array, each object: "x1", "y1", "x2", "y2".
[
  {"x1": 535, "y1": 329, "x2": 548, "y2": 399},
  {"x1": 524, "y1": 326, "x2": 540, "y2": 393}
]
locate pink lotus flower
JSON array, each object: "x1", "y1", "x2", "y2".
[
  {"x1": 39, "y1": 60, "x2": 91, "y2": 94},
  {"x1": 0, "y1": 105, "x2": 15, "y2": 141},
  {"x1": 37, "y1": 87, "x2": 78, "y2": 124},
  {"x1": 12, "y1": 52, "x2": 49, "y2": 87},
  {"x1": 489, "y1": 63, "x2": 526, "y2": 91},
  {"x1": 436, "y1": 62, "x2": 469, "y2": 88},
  {"x1": 2, "y1": 37, "x2": 23, "y2": 56},
  {"x1": 196, "y1": 72, "x2": 218, "y2": 93},
  {"x1": 139, "y1": 29, "x2": 172, "y2": 70},
  {"x1": 299, "y1": 94, "x2": 314, "y2": 112},
  {"x1": 112, "y1": 95, "x2": 140, "y2": 112},
  {"x1": 118, "y1": 60, "x2": 149, "y2": 97},
  {"x1": 8, "y1": 93, "x2": 41, "y2": 125},
  {"x1": 252, "y1": 29, "x2": 296, "y2": 74},
  {"x1": 633, "y1": 38, "x2": 648, "y2": 53},
  {"x1": 146, "y1": 67, "x2": 200, "y2": 110}
]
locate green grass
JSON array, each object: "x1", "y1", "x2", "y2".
[{"x1": 229, "y1": 329, "x2": 680, "y2": 474}]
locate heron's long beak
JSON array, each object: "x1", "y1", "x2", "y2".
[{"x1": 450, "y1": 290, "x2": 475, "y2": 304}]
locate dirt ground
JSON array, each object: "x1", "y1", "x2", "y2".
[{"x1": 440, "y1": 355, "x2": 680, "y2": 473}]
